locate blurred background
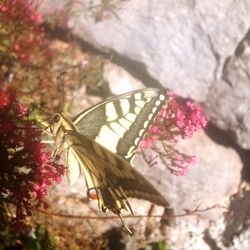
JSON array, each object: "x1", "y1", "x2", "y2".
[{"x1": 1, "y1": 0, "x2": 250, "y2": 249}]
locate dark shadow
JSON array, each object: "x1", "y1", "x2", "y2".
[
  {"x1": 43, "y1": 25, "x2": 164, "y2": 91},
  {"x1": 102, "y1": 228, "x2": 126, "y2": 250},
  {"x1": 221, "y1": 188, "x2": 250, "y2": 247},
  {"x1": 205, "y1": 124, "x2": 250, "y2": 246},
  {"x1": 203, "y1": 229, "x2": 222, "y2": 250}
]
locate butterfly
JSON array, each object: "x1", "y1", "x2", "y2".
[{"x1": 43, "y1": 88, "x2": 169, "y2": 234}]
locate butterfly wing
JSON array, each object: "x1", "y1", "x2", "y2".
[
  {"x1": 56, "y1": 88, "x2": 168, "y2": 234},
  {"x1": 73, "y1": 88, "x2": 166, "y2": 162},
  {"x1": 65, "y1": 131, "x2": 169, "y2": 209}
]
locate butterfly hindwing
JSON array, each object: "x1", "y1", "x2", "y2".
[
  {"x1": 67, "y1": 147, "x2": 81, "y2": 185},
  {"x1": 64, "y1": 130, "x2": 169, "y2": 210},
  {"x1": 73, "y1": 88, "x2": 166, "y2": 161}
]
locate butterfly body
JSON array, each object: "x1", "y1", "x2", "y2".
[{"x1": 45, "y1": 88, "x2": 169, "y2": 234}]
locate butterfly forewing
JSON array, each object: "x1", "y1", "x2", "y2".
[{"x1": 73, "y1": 88, "x2": 166, "y2": 162}]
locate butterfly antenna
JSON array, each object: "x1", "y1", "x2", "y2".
[
  {"x1": 118, "y1": 213, "x2": 133, "y2": 236},
  {"x1": 57, "y1": 72, "x2": 66, "y2": 113},
  {"x1": 29, "y1": 103, "x2": 52, "y2": 116}
]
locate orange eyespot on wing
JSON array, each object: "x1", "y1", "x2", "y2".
[{"x1": 88, "y1": 188, "x2": 98, "y2": 200}]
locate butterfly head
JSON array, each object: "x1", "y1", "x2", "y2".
[
  {"x1": 44, "y1": 113, "x2": 75, "y2": 136},
  {"x1": 48, "y1": 113, "x2": 63, "y2": 135}
]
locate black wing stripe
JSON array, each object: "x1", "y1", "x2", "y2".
[
  {"x1": 73, "y1": 89, "x2": 166, "y2": 161},
  {"x1": 117, "y1": 95, "x2": 165, "y2": 160}
]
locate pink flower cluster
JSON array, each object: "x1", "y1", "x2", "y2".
[
  {"x1": 0, "y1": 87, "x2": 65, "y2": 229},
  {"x1": 140, "y1": 90, "x2": 207, "y2": 176},
  {"x1": 156, "y1": 91, "x2": 207, "y2": 139},
  {"x1": 0, "y1": 0, "x2": 42, "y2": 24},
  {"x1": 171, "y1": 154, "x2": 197, "y2": 176},
  {"x1": 0, "y1": 0, "x2": 47, "y2": 62}
]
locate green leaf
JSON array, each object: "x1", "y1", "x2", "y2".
[{"x1": 147, "y1": 240, "x2": 170, "y2": 250}]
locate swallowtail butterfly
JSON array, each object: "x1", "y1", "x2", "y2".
[{"x1": 44, "y1": 88, "x2": 169, "y2": 234}]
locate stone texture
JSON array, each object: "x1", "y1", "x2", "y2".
[
  {"x1": 74, "y1": 0, "x2": 249, "y2": 100},
  {"x1": 134, "y1": 130, "x2": 242, "y2": 214},
  {"x1": 39, "y1": 0, "x2": 250, "y2": 149},
  {"x1": 103, "y1": 62, "x2": 145, "y2": 95},
  {"x1": 134, "y1": 130, "x2": 243, "y2": 249},
  {"x1": 39, "y1": 0, "x2": 250, "y2": 99},
  {"x1": 205, "y1": 30, "x2": 250, "y2": 149}
]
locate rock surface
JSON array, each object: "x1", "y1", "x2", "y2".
[
  {"x1": 134, "y1": 130, "x2": 243, "y2": 249},
  {"x1": 205, "y1": 30, "x2": 250, "y2": 149},
  {"x1": 39, "y1": 0, "x2": 250, "y2": 149},
  {"x1": 103, "y1": 62, "x2": 145, "y2": 95},
  {"x1": 134, "y1": 130, "x2": 242, "y2": 214}
]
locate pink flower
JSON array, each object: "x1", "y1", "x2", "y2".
[
  {"x1": 0, "y1": 87, "x2": 66, "y2": 228},
  {"x1": 15, "y1": 239, "x2": 23, "y2": 246},
  {"x1": 186, "y1": 101, "x2": 194, "y2": 109},
  {"x1": 0, "y1": 88, "x2": 11, "y2": 108},
  {"x1": 14, "y1": 43, "x2": 21, "y2": 51},
  {"x1": 19, "y1": 53, "x2": 28, "y2": 60},
  {"x1": 30, "y1": 12, "x2": 42, "y2": 23},
  {"x1": 0, "y1": 5, "x2": 8, "y2": 12},
  {"x1": 140, "y1": 90, "x2": 207, "y2": 177},
  {"x1": 175, "y1": 110, "x2": 186, "y2": 128},
  {"x1": 175, "y1": 154, "x2": 183, "y2": 162},
  {"x1": 54, "y1": 176, "x2": 62, "y2": 183},
  {"x1": 18, "y1": 104, "x2": 28, "y2": 114},
  {"x1": 149, "y1": 124, "x2": 161, "y2": 133},
  {"x1": 178, "y1": 166, "x2": 189, "y2": 176},
  {"x1": 187, "y1": 155, "x2": 197, "y2": 166},
  {"x1": 168, "y1": 154, "x2": 192, "y2": 176},
  {"x1": 140, "y1": 139, "x2": 152, "y2": 148},
  {"x1": 140, "y1": 137, "x2": 156, "y2": 148},
  {"x1": 166, "y1": 90, "x2": 175, "y2": 97}
]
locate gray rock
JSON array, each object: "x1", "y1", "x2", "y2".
[
  {"x1": 134, "y1": 130, "x2": 242, "y2": 214},
  {"x1": 40, "y1": 0, "x2": 250, "y2": 100},
  {"x1": 103, "y1": 62, "x2": 145, "y2": 95},
  {"x1": 135, "y1": 132, "x2": 243, "y2": 250},
  {"x1": 39, "y1": 0, "x2": 250, "y2": 149},
  {"x1": 133, "y1": 130, "x2": 243, "y2": 249},
  {"x1": 205, "y1": 30, "x2": 250, "y2": 149}
]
